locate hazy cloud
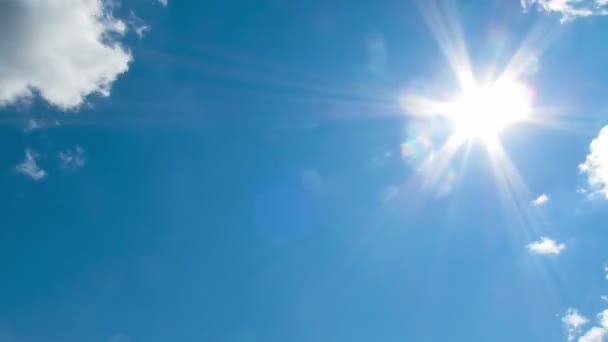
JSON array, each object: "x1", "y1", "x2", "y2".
[
  {"x1": 528, "y1": 237, "x2": 566, "y2": 255},
  {"x1": 0, "y1": 0, "x2": 133, "y2": 109},
  {"x1": 580, "y1": 126, "x2": 608, "y2": 199},
  {"x1": 108, "y1": 334, "x2": 131, "y2": 342},
  {"x1": 58, "y1": 145, "x2": 86, "y2": 171},
  {"x1": 15, "y1": 148, "x2": 46, "y2": 180}
]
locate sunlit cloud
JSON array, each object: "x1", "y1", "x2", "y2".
[
  {"x1": 563, "y1": 308, "x2": 589, "y2": 342},
  {"x1": 532, "y1": 193, "x2": 550, "y2": 206},
  {"x1": 527, "y1": 237, "x2": 565, "y2": 255},
  {"x1": 0, "y1": 0, "x2": 132, "y2": 109},
  {"x1": 15, "y1": 148, "x2": 46, "y2": 181},
  {"x1": 522, "y1": 0, "x2": 608, "y2": 22},
  {"x1": 579, "y1": 126, "x2": 608, "y2": 199}
]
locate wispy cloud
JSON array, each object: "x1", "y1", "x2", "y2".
[
  {"x1": 527, "y1": 237, "x2": 566, "y2": 255},
  {"x1": 522, "y1": 0, "x2": 608, "y2": 22},
  {"x1": 0, "y1": 0, "x2": 133, "y2": 109},
  {"x1": 23, "y1": 118, "x2": 61, "y2": 133},
  {"x1": 58, "y1": 146, "x2": 87, "y2": 171},
  {"x1": 580, "y1": 126, "x2": 608, "y2": 199},
  {"x1": 563, "y1": 309, "x2": 589, "y2": 342},
  {"x1": 532, "y1": 193, "x2": 549, "y2": 206},
  {"x1": 108, "y1": 334, "x2": 131, "y2": 342},
  {"x1": 158, "y1": 0, "x2": 168, "y2": 6},
  {"x1": 15, "y1": 148, "x2": 46, "y2": 181}
]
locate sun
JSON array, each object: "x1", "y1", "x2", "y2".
[{"x1": 444, "y1": 77, "x2": 533, "y2": 141}]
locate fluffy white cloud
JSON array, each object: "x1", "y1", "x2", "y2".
[
  {"x1": 575, "y1": 310, "x2": 608, "y2": 342},
  {"x1": 580, "y1": 126, "x2": 608, "y2": 199},
  {"x1": 579, "y1": 327, "x2": 607, "y2": 342},
  {"x1": 528, "y1": 237, "x2": 566, "y2": 255},
  {"x1": 15, "y1": 148, "x2": 46, "y2": 181},
  {"x1": 58, "y1": 145, "x2": 86, "y2": 170},
  {"x1": 532, "y1": 193, "x2": 549, "y2": 206},
  {"x1": 522, "y1": 0, "x2": 608, "y2": 21},
  {"x1": 599, "y1": 310, "x2": 608, "y2": 329},
  {"x1": 563, "y1": 309, "x2": 589, "y2": 342},
  {"x1": 0, "y1": 0, "x2": 132, "y2": 109}
]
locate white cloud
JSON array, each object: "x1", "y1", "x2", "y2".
[
  {"x1": 15, "y1": 148, "x2": 46, "y2": 181},
  {"x1": 580, "y1": 126, "x2": 608, "y2": 199},
  {"x1": 522, "y1": 0, "x2": 608, "y2": 21},
  {"x1": 158, "y1": 0, "x2": 168, "y2": 6},
  {"x1": 58, "y1": 145, "x2": 87, "y2": 170},
  {"x1": 599, "y1": 310, "x2": 608, "y2": 329},
  {"x1": 574, "y1": 310, "x2": 608, "y2": 342},
  {"x1": 579, "y1": 327, "x2": 607, "y2": 342},
  {"x1": 563, "y1": 309, "x2": 589, "y2": 342},
  {"x1": 0, "y1": 0, "x2": 133, "y2": 109},
  {"x1": 532, "y1": 193, "x2": 550, "y2": 206},
  {"x1": 528, "y1": 237, "x2": 566, "y2": 255}
]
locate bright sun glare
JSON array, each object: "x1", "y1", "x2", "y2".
[{"x1": 445, "y1": 78, "x2": 533, "y2": 141}]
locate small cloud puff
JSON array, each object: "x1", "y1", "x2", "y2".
[
  {"x1": 580, "y1": 126, "x2": 608, "y2": 200},
  {"x1": 15, "y1": 148, "x2": 46, "y2": 181},
  {"x1": 563, "y1": 308, "x2": 589, "y2": 342},
  {"x1": 522, "y1": 0, "x2": 608, "y2": 22},
  {"x1": 527, "y1": 237, "x2": 566, "y2": 255},
  {"x1": 532, "y1": 193, "x2": 549, "y2": 206},
  {"x1": 58, "y1": 146, "x2": 87, "y2": 171}
]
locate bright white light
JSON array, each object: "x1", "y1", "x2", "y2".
[{"x1": 445, "y1": 78, "x2": 533, "y2": 140}]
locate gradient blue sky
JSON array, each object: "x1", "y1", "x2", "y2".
[{"x1": 2, "y1": 1, "x2": 608, "y2": 341}]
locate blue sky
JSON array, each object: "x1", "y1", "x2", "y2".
[{"x1": 2, "y1": 0, "x2": 608, "y2": 341}]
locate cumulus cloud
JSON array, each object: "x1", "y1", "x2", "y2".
[
  {"x1": 578, "y1": 311, "x2": 608, "y2": 342},
  {"x1": 580, "y1": 126, "x2": 608, "y2": 199},
  {"x1": 15, "y1": 148, "x2": 46, "y2": 181},
  {"x1": 58, "y1": 145, "x2": 87, "y2": 171},
  {"x1": 527, "y1": 237, "x2": 566, "y2": 255},
  {"x1": 532, "y1": 193, "x2": 549, "y2": 206},
  {"x1": 522, "y1": 0, "x2": 608, "y2": 21},
  {"x1": 563, "y1": 309, "x2": 589, "y2": 342},
  {"x1": 0, "y1": 0, "x2": 133, "y2": 109},
  {"x1": 579, "y1": 327, "x2": 607, "y2": 342}
]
